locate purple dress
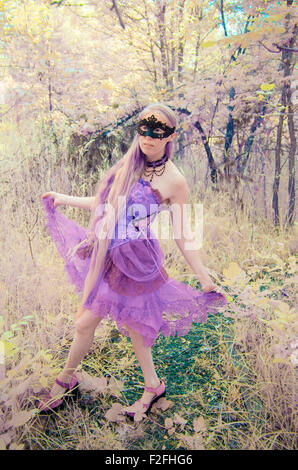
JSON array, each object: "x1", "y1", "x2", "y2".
[{"x1": 42, "y1": 177, "x2": 227, "y2": 347}]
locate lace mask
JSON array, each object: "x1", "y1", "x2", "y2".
[{"x1": 137, "y1": 114, "x2": 176, "y2": 139}]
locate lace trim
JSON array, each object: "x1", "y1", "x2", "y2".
[{"x1": 83, "y1": 292, "x2": 227, "y2": 347}]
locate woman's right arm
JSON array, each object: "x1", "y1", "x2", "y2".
[{"x1": 42, "y1": 191, "x2": 95, "y2": 210}]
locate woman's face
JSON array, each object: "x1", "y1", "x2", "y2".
[{"x1": 138, "y1": 112, "x2": 176, "y2": 158}]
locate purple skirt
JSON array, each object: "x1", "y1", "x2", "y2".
[{"x1": 42, "y1": 196, "x2": 228, "y2": 347}]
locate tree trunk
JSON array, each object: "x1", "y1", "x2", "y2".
[
  {"x1": 284, "y1": 0, "x2": 297, "y2": 228},
  {"x1": 273, "y1": 0, "x2": 297, "y2": 228},
  {"x1": 156, "y1": 0, "x2": 168, "y2": 88},
  {"x1": 177, "y1": 0, "x2": 185, "y2": 85},
  {"x1": 272, "y1": 87, "x2": 286, "y2": 227},
  {"x1": 285, "y1": 85, "x2": 296, "y2": 228},
  {"x1": 143, "y1": 0, "x2": 157, "y2": 85}
]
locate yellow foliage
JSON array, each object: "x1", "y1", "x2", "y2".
[
  {"x1": 1, "y1": 341, "x2": 16, "y2": 357},
  {"x1": 223, "y1": 262, "x2": 248, "y2": 288},
  {"x1": 272, "y1": 357, "x2": 290, "y2": 365},
  {"x1": 265, "y1": 14, "x2": 284, "y2": 23},
  {"x1": 200, "y1": 40, "x2": 217, "y2": 48},
  {"x1": 260, "y1": 83, "x2": 275, "y2": 92},
  {"x1": 223, "y1": 262, "x2": 244, "y2": 280}
]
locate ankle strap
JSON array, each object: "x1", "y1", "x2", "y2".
[
  {"x1": 56, "y1": 378, "x2": 70, "y2": 388},
  {"x1": 55, "y1": 374, "x2": 77, "y2": 389},
  {"x1": 144, "y1": 380, "x2": 163, "y2": 393}
]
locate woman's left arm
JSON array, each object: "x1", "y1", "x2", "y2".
[{"x1": 169, "y1": 175, "x2": 219, "y2": 293}]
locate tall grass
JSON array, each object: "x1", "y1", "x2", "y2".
[{"x1": 0, "y1": 119, "x2": 296, "y2": 450}]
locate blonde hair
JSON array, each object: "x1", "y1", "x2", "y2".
[{"x1": 77, "y1": 103, "x2": 177, "y2": 318}]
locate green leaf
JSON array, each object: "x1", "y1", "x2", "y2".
[{"x1": 1, "y1": 331, "x2": 13, "y2": 340}]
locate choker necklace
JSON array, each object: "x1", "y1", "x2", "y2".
[{"x1": 143, "y1": 153, "x2": 168, "y2": 182}]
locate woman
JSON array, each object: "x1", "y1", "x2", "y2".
[{"x1": 39, "y1": 103, "x2": 227, "y2": 418}]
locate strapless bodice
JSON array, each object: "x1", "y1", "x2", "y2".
[{"x1": 94, "y1": 177, "x2": 168, "y2": 251}]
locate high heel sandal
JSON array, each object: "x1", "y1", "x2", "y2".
[
  {"x1": 37, "y1": 374, "x2": 79, "y2": 412},
  {"x1": 126, "y1": 380, "x2": 166, "y2": 419}
]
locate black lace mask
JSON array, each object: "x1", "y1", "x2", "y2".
[{"x1": 137, "y1": 114, "x2": 176, "y2": 139}]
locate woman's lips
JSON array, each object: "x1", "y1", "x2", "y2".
[{"x1": 144, "y1": 143, "x2": 153, "y2": 147}]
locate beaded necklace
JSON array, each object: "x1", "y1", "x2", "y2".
[{"x1": 143, "y1": 153, "x2": 168, "y2": 182}]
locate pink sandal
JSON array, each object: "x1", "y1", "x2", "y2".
[
  {"x1": 37, "y1": 374, "x2": 79, "y2": 412},
  {"x1": 126, "y1": 380, "x2": 166, "y2": 419}
]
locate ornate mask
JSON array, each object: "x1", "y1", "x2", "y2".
[{"x1": 137, "y1": 114, "x2": 176, "y2": 139}]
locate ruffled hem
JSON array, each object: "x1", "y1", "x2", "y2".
[
  {"x1": 42, "y1": 196, "x2": 92, "y2": 293},
  {"x1": 83, "y1": 277, "x2": 227, "y2": 347}
]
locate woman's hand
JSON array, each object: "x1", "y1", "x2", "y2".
[
  {"x1": 199, "y1": 276, "x2": 221, "y2": 293},
  {"x1": 41, "y1": 191, "x2": 65, "y2": 208}
]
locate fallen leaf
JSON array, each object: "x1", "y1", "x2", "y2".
[
  {"x1": 132, "y1": 410, "x2": 147, "y2": 423},
  {"x1": 108, "y1": 376, "x2": 124, "y2": 397},
  {"x1": 0, "y1": 430, "x2": 14, "y2": 447},
  {"x1": 123, "y1": 401, "x2": 147, "y2": 422},
  {"x1": 164, "y1": 417, "x2": 173, "y2": 429},
  {"x1": 0, "y1": 438, "x2": 6, "y2": 450},
  {"x1": 173, "y1": 413, "x2": 187, "y2": 427},
  {"x1": 152, "y1": 397, "x2": 174, "y2": 411},
  {"x1": 275, "y1": 301, "x2": 290, "y2": 314},
  {"x1": 178, "y1": 433, "x2": 205, "y2": 450},
  {"x1": 9, "y1": 442, "x2": 24, "y2": 450},
  {"x1": 223, "y1": 262, "x2": 243, "y2": 280},
  {"x1": 8, "y1": 409, "x2": 36, "y2": 428},
  {"x1": 105, "y1": 403, "x2": 126, "y2": 423},
  {"x1": 77, "y1": 371, "x2": 107, "y2": 394},
  {"x1": 193, "y1": 416, "x2": 207, "y2": 433}
]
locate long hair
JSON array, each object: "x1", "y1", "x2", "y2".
[{"x1": 77, "y1": 103, "x2": 177, "y2": 318}]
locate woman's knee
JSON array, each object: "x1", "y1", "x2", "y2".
[
  {"x1": 75, "y1": 309, "x2": 102, "y2": 335},
  {"x1": 124, "y1": 323, "x2": 145, "y2": 343}
]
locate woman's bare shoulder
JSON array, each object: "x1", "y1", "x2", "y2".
[
  {"x1": 166, "y1": 162, "x2": 188, "y2": 202},
  {"x1": 167, "y1": 160, "x2": 186, "y2": 181}
]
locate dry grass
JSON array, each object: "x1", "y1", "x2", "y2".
[{"x1": 0, "y1": 119, "x2": 297, "y2": 450}]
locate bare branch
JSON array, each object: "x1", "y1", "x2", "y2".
[
  {"x1": 272, "y1": 42, "x2": 298, "y2": 53},
  {"x1": 259, "y1": 41, "x2": 298, "y2": 54},
  {"x1": 258, "y1": 41, "x2": 280, "y2": 53},
  {"x1": 220, "y1": 0, "x2": 228, "y2": 37},
  {"x1": 110, "y1": 0, "x2": 125, "y2": 30}
]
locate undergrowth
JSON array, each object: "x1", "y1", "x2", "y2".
[{"x1": 0, "y1": 120, "x2": 297, "y2": 450}]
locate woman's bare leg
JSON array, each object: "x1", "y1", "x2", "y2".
[
  {"x1": 49, "y1": 308, "x2": 103, "y2": 397},
  {"x1": 125, "y1": 325, "x2": 160, "y2": 409}
]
